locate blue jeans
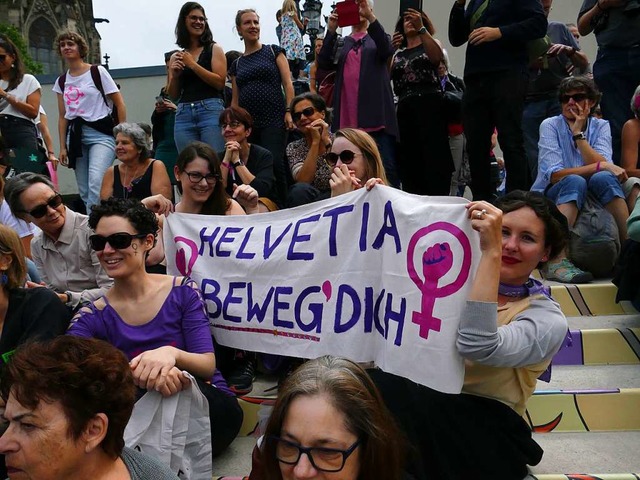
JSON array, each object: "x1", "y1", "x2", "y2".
[
  {"x1": 174, "y1": 98, "x2": 225, "y2": 153},
  {"x1": 522, "y1": 97, "x2": 562, "y2": 180},
  {"x1": 593, "y1": 45, "x2": 640, "y2": 165},
  {"x1": 76, "y1": 126, "x2": 115, "y2": 212},
  {"x1": 545, "y1": 172, "x2": 625, "y2": 210}
]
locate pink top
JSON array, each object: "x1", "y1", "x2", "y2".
[{"x1": 339, "y1": 32, "x2": 367, "y2": 129}]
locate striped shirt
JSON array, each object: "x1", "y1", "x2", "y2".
[{"x1": 531, "y1": 114, "x2": 612, "y2": 192}]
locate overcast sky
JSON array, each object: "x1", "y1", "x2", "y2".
[{"x1": 93, "y1": 0, "x2": 336, "y2": 69}]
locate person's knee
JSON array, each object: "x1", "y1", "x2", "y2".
[
  {"x1": 287, "y1": 183, "x2": 320, "y2": 207},
  {"x1": 588, "y1": 171, "x2": 624, "y2": 204}
]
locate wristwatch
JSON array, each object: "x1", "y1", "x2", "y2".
[
  {"x1": 417, "y1": 26, "x2": 427, "y2": 35},
  {"x1": 572, "y1": 132, "x2": 586, "y2": 142},
  {"x1": 232, "y1": 159, "x2": 244, "y2": 168}
]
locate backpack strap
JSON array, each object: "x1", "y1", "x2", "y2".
[
  {"x1": 90, "y1": 64, "x2": 110, "y2": 107},
  {"x1": 57, "y1": 73, "x2": 67, "y2": 93}
]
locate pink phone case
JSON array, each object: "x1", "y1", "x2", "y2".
[{"x1": 336, "y1": 1, "x2": 360, "y2": 28}]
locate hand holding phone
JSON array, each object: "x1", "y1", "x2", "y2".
[
  {"x1": 400, "y1": 0, "x2": 423, "y2": 16},
  {"x1": 336, "y1": 0, "x2": 360, "y2": 28}
]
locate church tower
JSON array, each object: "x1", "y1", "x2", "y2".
[{"x1": 0, "y1": 0, "x2": 102, "y2": 74}]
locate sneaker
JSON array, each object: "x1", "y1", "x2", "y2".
[
  {"x1": 226, "y1": 354, "x2": 257, "y2": 396},
  {"x1": 543, "y1": 258, "x2": 593, "y2": 284}
]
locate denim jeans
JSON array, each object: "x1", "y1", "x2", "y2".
[
  {"x1": 545, "y1": 171, "x2": 625, "y2": 210},
  {"x1": 522, "y1": 97, "x2": 562, "y2": 180},
  {"x1": 174, "y1": 98, "x2": 225, "y2": 153},
  {"x1": 593, "y1": 45, "x2": 640, "y2": 165},
  {"x1": 76, "y1": 126, "x2": 115, "y2": 212}
]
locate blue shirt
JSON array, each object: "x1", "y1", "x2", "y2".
[{"x1": 531, "y1": 114, "x2": 612, "y2": 192}]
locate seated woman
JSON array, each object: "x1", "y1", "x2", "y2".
[
  {"x1": 218, "y1": 106, "x2": 278, "y2": 212},
  {"x1": 0, "y1": 336, "x2": 178, "y2": 479},
  {"x1": 256, "y1": 356, "x2": 404, "y2": 480},
  {"x1": 327, "y1": 128, "x2": 389, "y2": 197},
  {"x1": 100, "y1": 123, "x2": 172, "y2": 202},
  {"x1": 5, "y1": 173, "x2": 113, "y2": 310},
  {"x1": 286, "y1": 93, "x2": 334, "y2": 207},
  {"x1": 67, "y1": 198, "x2": 243, "y2": 457},
  {"x1": 370, "y1": 190, "x2": 569, "y2": 480},
  {"x1": 622, "y1": 84, "x2": 640, "y2": 212}
]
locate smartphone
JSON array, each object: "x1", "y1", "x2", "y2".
[
  {"x1": 400, "y1": 0, "x2": 423, "y2": 15},
  {"x1": 155, "y1": 95, "x2": 164, "y2": 104},
  {"x1": 336, "y1": 0, "x2": 360, "y2": 28}
]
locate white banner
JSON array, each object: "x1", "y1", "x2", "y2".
[{"x1": 164, "y1": 187, "x2": 480, "y2": 394}]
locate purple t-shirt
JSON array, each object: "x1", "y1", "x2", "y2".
[{"x1": 68, "y1": 277, "x2": 233, "y2": 396}]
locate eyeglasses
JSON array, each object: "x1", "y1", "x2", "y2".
[
  {"x1": 184, "y1": 171, "x2": 219, "y2": 184},
  {"x1": 22, "y1": 194, "x2": 64, "y2": 218},
  {"x1": 188, "y1": 15, "x2": 207, "y2": 23},
  {"x1": 269, "y1": 436, "x2": 360, "y2": 473},
  {"x1": 221, "y1": 121, "x2": 242, "y2": 130},
  {"x1": 89, "y1": 232, "x2": 149, "y2": 251},
  {"x1": 292, "y1": 107, "x2": 316, "y2": 123},
  {"x1": 325, "y1": 150, "x2": 359, "y2": 167},
  {"x1": 560, "y1": 93, "x2": 589, "y2": 103}
]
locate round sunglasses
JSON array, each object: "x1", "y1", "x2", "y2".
[
  {"x1": 325, "y1": 150, "x2": 359, "y2": 168},
  {"x1": 89, "y1": 232, "x2": 149, "y2": 251}
]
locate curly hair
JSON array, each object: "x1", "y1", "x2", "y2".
[
  {"x1": 494, "y1": 190, "x2": 568, "y2": 265},
  {"x1": 175, "y1": 2, "x2": 213, "y2": 48},
  {"x1": 558, "y1": 76, "x2": 601, "y2": 113},
  {"x1": 334, "y1": 129, "x2": 389, "y2": 185},
  {"x1": 394, "y1": 10, "x2": 436, "y2": 49},
  {"x1": 175, "y1": 141, "x2": 231, "y2": 215},
  {"x1": 88, "y1": 197, "x2": 158, "y2": 236},
  {"x1": 0, "y1": 36, "x2": 25, "y2": 91},
  {"x1": 0, "y1": 224, "x2": 26, "y2": 289},
  {"x1": 1, "y1": 336, "x2": 136, "y2": 459},
  {"x1": 261, "y1": 356, "x2": 404, "y2": 480},
  {"x1": 56, "y1": 31, "x2": 89, "y2": 59}
]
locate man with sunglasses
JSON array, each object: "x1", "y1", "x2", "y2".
[
  {"x1": 531, "y1": 76, "x2": 640, "y2": 282},
  {"x1": 4, "y1": 172, "x2": 112, "y2": 310}
]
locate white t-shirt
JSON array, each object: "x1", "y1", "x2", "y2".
[
  {"x1": 0, "y1": 74, "x2": 41, "y2": 123},
  {"x1": 52, "y1": 66, "x2": 118, "y2": 122},
  {"x1": 0, "y1": 199, "x2": 38, "y2": 238}
]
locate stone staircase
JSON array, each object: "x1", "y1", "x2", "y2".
[{"x1": 212, "y1": 282, "x2": 640, "y2": 479}]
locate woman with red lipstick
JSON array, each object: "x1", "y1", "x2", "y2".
[{"x1": 369, "y1": 190, "x2": 569, "y2": 479}]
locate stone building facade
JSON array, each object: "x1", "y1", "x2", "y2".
[{"x1": 0, "y1": 0, "x2": 102, "y2": 74}]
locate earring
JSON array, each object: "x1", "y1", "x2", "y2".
[{"x1": 0, "y1": 271, "x2": 8, "y2": 285}]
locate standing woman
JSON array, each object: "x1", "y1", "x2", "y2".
[
  {"x1": 0, "y1": 36, "x2": 43, "y2": 172},
  {"x1": 53, "y1": 31, "x2": 126, "y2": 213},
  {"x1": 280, "y1": 0, "x2": 308, "y2": 79},
  {"x1": 391, "y1": 9, "x2": 453, "y2": 196},
  {"x1": 230, "y1": 8, "x2": 296, "y2": 207},
  {"x1": 167, "y1": 2, "x2": 227, "y2": 153}
]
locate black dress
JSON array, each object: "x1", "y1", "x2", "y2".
[{"x1": 391, "y1": 45, "x2": 454, "y2": 196}]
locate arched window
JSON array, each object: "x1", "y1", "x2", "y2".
[{"x1": 29, "y1": 17, "x2": 60, "y2": 75}]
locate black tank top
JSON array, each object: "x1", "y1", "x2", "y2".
[
  {"x1": 180, "y1": 42, "x2": 223, "y2": 102},
  {"x1": 113, "y1": 160, "x2": 155, "y2": 200}
]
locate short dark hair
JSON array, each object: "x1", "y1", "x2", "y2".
[
  {"x1": 1, "y1": 336, "x2": 136, "y2": 459},
  {"x1": 219, "y1": 106, "x2": 254, "y2": 130},
  {"x1": 225, "y1": 50, "x2": 242, "y2": 73},
  {"x1": 89, "y1": 197, "x2": 158, "y2": 236},
  {"x1": 558, "y1": 76, "x2": 602, "y2": 109},
  {"x1": 56, "y1": 31, "x2": 89, "y2": 59},
  {"x1": 494, "y1": 190, "x2": 568, "y2": 265},
  {"x1": 290, "y1": 92, "x2": 331, "y2": 124},
  {"x1": 261, "y1": 356, "x2": 405, "y2": 480},
  {"x1": 4, "y1": 172, "x2": 56, "y2": 218},
  {"x1": 175, "y1": 141, "x2": 230, "y2": 215},
  {"x1": 0, "y1": 36, "x2": 24, "y2": 91},
  {"x1": 175, "y1": 2, "x2": 213, "y2": 49},
  {"x1": 394, "y1": 10, "x2": 436, "y2": 49}
]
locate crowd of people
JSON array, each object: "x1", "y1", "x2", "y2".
[{"x1": 0, "y1": 0, "x2": 639, "y2": 478}]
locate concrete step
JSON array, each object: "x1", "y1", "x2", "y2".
[
  {"x1": 554, "y1": 328, "x2": 640, "y2": 366},
  {"x1": 549, "y1": 283, "x2": 636, "y2": 317},
  {"x1": 537, "y1": 365, "x2": 639, "y2": 391},
  {"x1": 567, "y1": 314, "x2": 640, "y2": 330}
]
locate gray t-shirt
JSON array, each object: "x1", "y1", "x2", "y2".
[
  {"x1": 579, "y1": 0, "x2": 640, "y2": 48},
  {"x1": 121, "y1": 447, "x2": 179, "y2": 480}
]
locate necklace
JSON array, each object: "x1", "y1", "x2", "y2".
[
  {"x1": 498, "y1": 278, "x2": 551, "y2": 299},
  {"x1": 121, "y1": 163, "x2": 146, "y2": 198}
]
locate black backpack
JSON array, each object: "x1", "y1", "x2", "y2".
[{"x1": 57, "y1": 65, "x2": 120, "y2": 126}]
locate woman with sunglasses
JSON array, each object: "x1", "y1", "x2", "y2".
[
  {"x1": 218, "y1": 106, "x2": 278, "y2": 212},
  {"x1": 0, "y1": 36, "x2": 44, "y2": 173},
  {"x1": 167, "y1": 2, "x2": 227, "y2": 153},
  {"x1": 286, "y1": 93, "x2": 334, "y2": 207},
  {"x1": 256, "y1": 355, "x2": 404, "y2": 480},
  {"x1": 5, "y1": 172, "x2": 113, "y2": 311},
  {"x1": 68, "y1": 197, "x2": 243, "y2": 458},
  {"x1": 327, "y1": 128, "x2": 388, "y2": 198}
]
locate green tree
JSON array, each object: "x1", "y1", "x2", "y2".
[{"x1": 0, "y1": 23, "x2": 44, "y2": 74}]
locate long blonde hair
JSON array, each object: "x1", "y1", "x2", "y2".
[
  {"x1": 281, "y1": 0, "x2": 297, "y2": 15},
  {"x1": 334, "y1": 128, "x2": 389, "y2": 185}
]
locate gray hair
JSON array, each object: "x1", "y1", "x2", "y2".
[
  {"x1": 5, "y1": 173, "x2": 55, "y2": 217},
  {"x1": 113, "y1": 122, "x2": 151, "y2": 162}
]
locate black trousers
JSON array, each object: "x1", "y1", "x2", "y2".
[{"x1": 462, "y1": 69, "x2": 530, "y2": 200}]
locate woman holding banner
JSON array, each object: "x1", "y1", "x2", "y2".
[
  {"x1": 68, "y1": 197, "x2": 243, "y2": 458},
  {"x1": 369, "y1": 190, "x2": 569, "y2": 479}
]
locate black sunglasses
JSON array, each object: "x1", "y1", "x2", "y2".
[
  {"x1": 325, "y1": 150, "x2": 358, "y2": 167},
  {"x1": 89, "y1": 232, "x2": 149, "y2": 251},
  {"x1": 292, "y1": 106, "x2": 316, "y2": 123},
  {"x1": 23, "y1": 194, "x2": 63, "y2": 218},
  {"x1": 560, "y1": 93, "x2": 589, "y2": 103}
]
